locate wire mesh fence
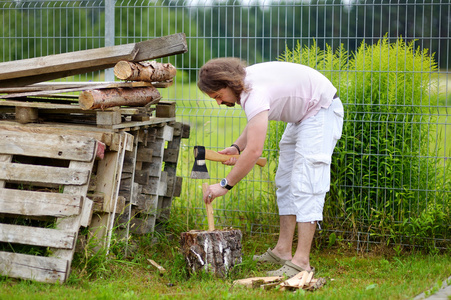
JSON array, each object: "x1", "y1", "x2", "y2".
[{"x1": 0, "y1": 0, "x2": 449, "y2": 250}]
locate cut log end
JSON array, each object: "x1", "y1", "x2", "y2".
[
  {"x1": 113, "y1": 61, "x2": 134, "y2": 80},
  {"x1": 79, "y1": 91, "x2": 95, "y2": 110}
]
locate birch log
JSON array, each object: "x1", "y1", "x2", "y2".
[
  {"x1": 180, "y1": 229, "x2": 242, "y2": 277},
  {"x1": 78, "y1": 86, "x2": 161, "y2": 110},
  {"x1": 114, "y1": 61, "x2": 177, "y2": 82}
]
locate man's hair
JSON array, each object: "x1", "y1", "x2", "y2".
[{"x1": 197, "y1": 57, "x2": 248, "y2": 98}]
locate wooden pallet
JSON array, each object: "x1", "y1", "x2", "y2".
[
  {"x1": 117, "y1": 121, "x2": 188, "y2": 235},
  {"x1": 0, "y1": 131, "x2": 99, "y2": 283},
  {"x1": 0, "y1": 102, "x2": 188, "y2": 283}
]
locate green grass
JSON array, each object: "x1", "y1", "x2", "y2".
[{"x1": 1, "y1": 219, "x2": 450, "y2": 300}]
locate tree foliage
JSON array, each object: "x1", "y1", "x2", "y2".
[{"x1": 0, "y1": 0, "x2": 448, "y2": 71}]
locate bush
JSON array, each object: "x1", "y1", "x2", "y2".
[{"x1": 276, "y1": 38, "x2": 450, "y2": 251}]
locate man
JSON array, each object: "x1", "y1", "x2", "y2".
[{"x1": 197, "y1": 57, "x2": 344, "y2": 276}]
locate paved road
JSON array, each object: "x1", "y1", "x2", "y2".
[{"x1": 413, "y1": 276, "x2": 451, "y2": 300}]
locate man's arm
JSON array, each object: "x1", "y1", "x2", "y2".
[{"x1": 204, "y1": 110, "x2": 268, "y2": 203}]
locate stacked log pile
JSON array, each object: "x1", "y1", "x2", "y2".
[
  {"x1": 0, "y1": 33, "x2": 187, "y2": 125},
  {"x1": 0, "y1": 33, "x2": 189, "y2": 283}
]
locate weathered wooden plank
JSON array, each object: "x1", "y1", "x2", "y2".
[
  {"x1": 0, "y1": 163, "x2": 90, "y2": 185},
  {"x1": 149, "y1": 139, "x2": 166, "y2": 158},
  {"x1": 111, "y1": 117, "x2": 176, "y2": 130},
  {"x1": 80, "y1": 197, "x2": 93, "y2": 227},
  {"x1": 156, "y1": 101, "x2": 176, "y2": 118},
  {"x1": 51, "y1": 142, "x2": 99, "y2": 279},
  {"x1": 0, "y1": 99, "x2": 78, "y2": 109},
  {"x1": 94, "y1": 146, "x2": 124, "y2": 213},
  {"x1": 0, "y1": 33, "x2": 187, "y2": 87},
  {"x1": 15, "y1": 107, "x2": 38, "y2": 123},
  {"x1": 89, "y1": 132, "x2": 128, "y2": 251},
  {"x1": 133, "y1": 33, "x2": 188, "y2": 61},
  {"x1": 158, "y1": 124, "x2": 174, "y2": 142},
  {"x1": 0, "y1": 188, "x2": 82, "y2": 216},
  {"x1": 0, "y1": 44, "x2": 137, "y2": 81},
  {"x1": 96, "y1": 109, "x2": 122, "y2": 126},
  {"x1": 0, "y1": 80, "x2": 168, "y2": 94},
  {"x1": 159, "y1": 123, "x2": 184, "y2": 222},
  {"x1": 0, "y1": 155, "x2": 12, "y2": 189},
  {"x1": 0, "y1": 84, "x2": 113, "y2": 100},
  {"x1": 116, "y1": 130, "x2": 139, "y2": 246},
  {"x1": 0, "y1": 251, "x2": 68, "y2": 283},
  {"x1": 129, "y1": 214, "x2": 157, "y2": 235},
  {"x1": 0, "y1": 131, "x2": 96, "y2": 161},
  {"x1": 0, "y1": 224, "x2": 76, "y2": 249},
  {"x1": 136, "y1": 148, "x2": 154, "y2": 162},
  {"x1": 0, "y1": 121, "x2": 112, "y2": 147}
]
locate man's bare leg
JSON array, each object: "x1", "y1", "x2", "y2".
[
  {"x1": 291, "y1": 221, "x2": 316, "y2": 271},
  {"x1": 271, "y1": 215, "x2": 296, "y2": 261}
]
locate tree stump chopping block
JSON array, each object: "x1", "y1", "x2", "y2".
[{"x1": 180, "y1": 229, "x2": 242, "y2": 277}]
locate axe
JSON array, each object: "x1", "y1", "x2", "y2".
[{"x1": 190, "y1": 145, "x2": 267, "y2": 179}]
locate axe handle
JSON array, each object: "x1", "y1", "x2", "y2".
[
  {"x1": 202, "y1": 183, "x2": 215, "y2": 231},
  {"x1": 205, "y1": 149, "x2": 267, "y2": 167}
]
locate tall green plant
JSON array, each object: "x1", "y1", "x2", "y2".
[{"x1": 276, "y1": 38, "x2": 449, "y2": 251}]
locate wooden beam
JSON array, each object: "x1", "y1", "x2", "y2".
[{"x1": 0, "y1": 33, "x2": 187, "y2": 87}]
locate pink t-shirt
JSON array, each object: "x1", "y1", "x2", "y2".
[{"x1": 239, "y1": 61, "x2": 337, "y2": 123}]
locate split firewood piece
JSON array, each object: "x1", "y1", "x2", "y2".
[
  {"x1": 147, "y1": 259, "x2": 166, "y2": 274},
  {"x1": 281, "y1": 270, "x2": 309, "y2": 288},
  {"x1": 79, "y1": 86, "x2": 161, "y2": 110},
  {"x1": 304, "y1": 271, "x2": 314, "y2": 285},
  {"x1": 233, "y1": 276, "x2": 283, "y2": 288},
  {"x1": 114, "y1": 61, "x2": 177, "y2": 82}
]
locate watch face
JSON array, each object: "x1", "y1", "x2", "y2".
[{"x1": 220, "y1": 178, "x2": 227, "y2": 187}]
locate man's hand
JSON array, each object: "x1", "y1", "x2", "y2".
[
  {"x1": 218, "y1": 147, "x2": 239, "y2": 165},
  {"x1": 203, "y1": 183, "x2": 228, "y2": 204}
]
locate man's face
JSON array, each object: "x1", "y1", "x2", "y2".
[{"x1": 207, "y1": 87, "x2": 237, "y2": 107}]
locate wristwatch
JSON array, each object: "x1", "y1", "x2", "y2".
[{"x1": 220, "y1": 178, "x2": 233, "y2": 190}]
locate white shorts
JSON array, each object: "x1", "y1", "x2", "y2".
[{"x1": 275, "y1": 98, "x2": 344, "y2": 223}]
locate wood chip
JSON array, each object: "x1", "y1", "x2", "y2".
[{"x1": 147, "y1": 259, "x2": 166, "y2": 273}]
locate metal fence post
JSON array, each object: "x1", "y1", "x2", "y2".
[{"x1": 105, "y1": 0, "x2": 115, "y2": 82}]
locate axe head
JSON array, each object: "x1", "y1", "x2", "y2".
[{"x1": 190, "y1": 146, "x2": 210, "y2": 179}]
